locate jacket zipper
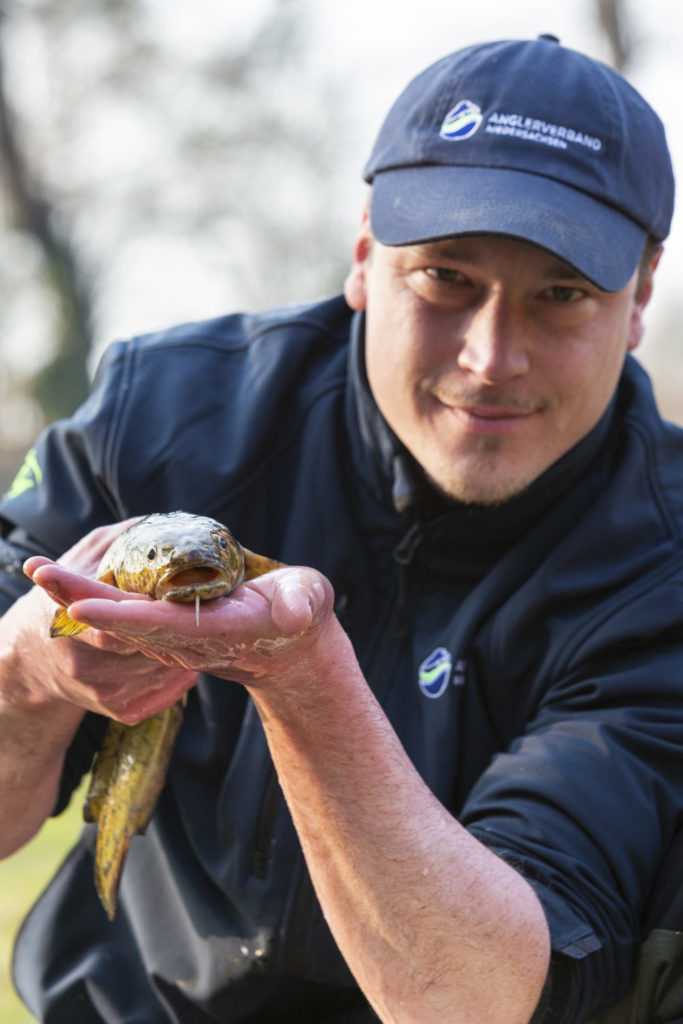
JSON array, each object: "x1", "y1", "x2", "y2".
[
  {"x1": 277, "y1": 518, "x2": 427, "y2": 971},
  {"x1": 392, "y1": 520, "x2": 424, "y2": 638}
]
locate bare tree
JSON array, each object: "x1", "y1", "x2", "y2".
[
  {"x1": 0, "y1": 0, "x2": 351, "y2": 451},
  {"x1": 595, "y1": 0, "x2": 634, "y2": 70},
  {"x1": 0, "y1": 6, "x2": 92, "y2": 422}
]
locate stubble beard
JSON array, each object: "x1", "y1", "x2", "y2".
[{"x1": 422, "y1": 433, "x2": 533, "y2": 507}]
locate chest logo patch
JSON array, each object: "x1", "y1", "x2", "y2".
[
  {"x1": 5, "y1": 447, "x2": 43, "y2": 500},
  {"x1": 418, "y1": 647, "x2": 453, "y2": 699}
]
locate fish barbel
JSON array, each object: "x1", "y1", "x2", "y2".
[{"x1": 49, "y1": 511, "x2": 283, "y2": 919}]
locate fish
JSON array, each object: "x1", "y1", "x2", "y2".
[{"x1": 49, "y1": 511, "x2": 283, "y2": 919}]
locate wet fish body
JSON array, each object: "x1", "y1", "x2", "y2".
[
  {"x1": 49, "y1": 511, "x2": 282, "y2": 919},
  {"x1": 50, "y1": 512, "x2": 246, "y2": 637},
  {"x1": 83, "y1": 704, "x2": 185, "y2": 919}
]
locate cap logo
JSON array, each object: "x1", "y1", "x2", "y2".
[
  {"x1": 486, "y1": 111, "x2": 603, "y2": 152},
  {"x1": 440, "y1": 100, "x2": 483, "y2": 141},
  {"x1": 438, "y1": 100, "x2": 603, "y2": 154}
]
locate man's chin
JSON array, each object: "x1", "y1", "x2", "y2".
[{"x1": 425, "y1": 462, "x2": 538, "y2": 508}]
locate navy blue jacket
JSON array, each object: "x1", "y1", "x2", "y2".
[{"x1": 1, "y1": 295, "x2": 683, "y2": 1023}]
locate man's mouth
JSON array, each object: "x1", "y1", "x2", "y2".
[{"x1": 434, "y1": 395, "x2": 541, "y2": 433}]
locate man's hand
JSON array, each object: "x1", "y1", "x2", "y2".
[
  {"x1": 21, "y1": 521, "x2": 199, "y2": 725},
  {"x1": 26, "y1": 558, "x2": 336, "y2": 701}
]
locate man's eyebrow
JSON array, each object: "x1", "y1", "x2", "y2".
[
  {"x1": 412, "y1": 240, "x2": 589, "y2": 281},
  {"x1": 409, "y1": 240, "x2": 476, "y2": 261}
]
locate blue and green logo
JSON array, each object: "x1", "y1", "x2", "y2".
[
  {"x1": 440, "y1": 100, "x2": 483, "y2": 141},
  {"x1": 5, "y1": 448, "x2": 42, "y2": 500},
  {"x1": 418, "y1": 647, "x2": 453, "y2": 699}
]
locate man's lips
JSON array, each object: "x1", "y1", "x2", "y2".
[
  {"x1": 434, "y1": 395, "x2": 541, "y2": 433},
  {"x1": 459, "y1": 404, "x2": 531, "y2": 418}
]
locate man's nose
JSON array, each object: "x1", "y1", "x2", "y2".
[{"x1": 456, "y1": 296, "x2": 530, "y2": 384}]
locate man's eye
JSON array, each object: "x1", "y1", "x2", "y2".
[
  {"x1": 546, "y1": 285, "x2": 585, "y2": 302},
  {"x1": 425, "y1": 267, "x2": 467, "y2": 284}
]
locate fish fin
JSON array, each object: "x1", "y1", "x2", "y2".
[
  {"x1": 49, "y1": 571, "x2": 117, "y2": 638},
  {"x1": 50, "y1": 606, "x2": 90, "y2": 638},
  {"x1": 242, "y1": 548, "x2": 285, "y2": 580}
]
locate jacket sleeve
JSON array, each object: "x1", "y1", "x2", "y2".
[
  {"x1": 0, "y1": 529, "x2": 51, "y2": 614},
  {"x1": 0, "y1": 342, "x2": 135, "y2": 810},
  {"x1": 461, "y1": 572, "x2": 683, "y2": 1022},
  {"x1": 0, "y1": 340, "x2": 132, "y2": 561}
]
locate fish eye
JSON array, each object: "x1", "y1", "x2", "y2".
[
  {"x1": 147, "y1": 547, "x2": 156, "y2": 561},
  {"x1": 218, "y1": 536, "x2": 228, "y2": 549}
]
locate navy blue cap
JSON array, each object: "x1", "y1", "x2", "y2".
[{"x1": 364, "y1": 37, "x2": 675, "y2": 291}]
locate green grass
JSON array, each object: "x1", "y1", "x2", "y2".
[{"x1": 0, "y1": 784, "x2": 87, "y2": 1024}]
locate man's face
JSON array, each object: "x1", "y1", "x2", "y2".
[{"x1": 344, "y1": 220, "x2": 654, "y2": 505}]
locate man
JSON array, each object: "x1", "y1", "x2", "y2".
[{"x1": 0, "y1": 34, "x2": 681, "y2": 1024}]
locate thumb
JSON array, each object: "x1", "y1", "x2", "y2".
[{"x1": 262, "y1": 568, "x2": 334, "y2": 636}]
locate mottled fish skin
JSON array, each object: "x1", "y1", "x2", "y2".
[
  {"x1": 51, "y1": 511, "x2": 246, "y2": 638},
  {"x1": 47, "y1": 511, "x2": 282, "y2": 919},
  {"x1": 85, "y1": 702, "x2": 185, "y2": 920}
]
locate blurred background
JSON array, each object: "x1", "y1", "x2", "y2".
[{"x1": 0, "y1": 0, "x2": 682, "y2": 1019}]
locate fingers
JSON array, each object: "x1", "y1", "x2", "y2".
[
  {"x1": 1, "y1": 581, "x2": 198, "y2": 723},
  {"x1": 23, "y1": 557, "x2": 338, "y2": 697},
  {"x1": 65, "y1": 567, "x2": 333, "y2": 642},
  {"x1": 47, "y1": 615, "x2": 199, "y2": 721},
  {"x1": 54, "y1": 654, "x2": 196, "y2": 724},
  {"x1": 23, "y1": 555, "x2": 54, "y2": 577},
  {"x1": 62, "y1": 567, "x2": 337, "y2": 687},
  {"x1": 28, "y1": 561, "x2": 152, "y2": 610},
  {"x1": 25, "y1": 547, "x2": 334, "y2": 643},
  {"x1": 268, "y1": 570, "x2": 333, "y2": 635}
]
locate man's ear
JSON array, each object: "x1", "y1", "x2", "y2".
[
  {"x1": 343, "y1": 207, "x2": 374, "y2": 311},
  {"x1": 628, "y1": 245, "x2": 662, "y2": 352}
]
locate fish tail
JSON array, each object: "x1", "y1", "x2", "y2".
[
  {"x1": 50, "y1": 606, "x2": 90, "y2": 638},
  {"x1": 90, "y1": 728, "x2": 138, "y2": 919},
  {"x1": 88, "y1": 704, "x2": 186, "y2": 919},
  {"x1": 94, "y1": 819, "x2": 132, "y2": 921}
]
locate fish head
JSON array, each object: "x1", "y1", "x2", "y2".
[{"x1": 100, "y1": 512, "x2": 246, "y2": 603}]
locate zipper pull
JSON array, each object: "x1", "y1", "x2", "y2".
[
  {"x1": 392, "y1": 521, "x2": 424, "y2": 636},
  {"x1": 393, "y1": 521, "x2": 424, "y2": 566}
]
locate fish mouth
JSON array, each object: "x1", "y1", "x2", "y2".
[{"x1": 157, "y1": 565, "x2": 236, "y2": 603}]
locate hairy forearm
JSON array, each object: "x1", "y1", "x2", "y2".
[
  {"x1": 0, "y1": 600, "x2": 84, "y2": 856},
  {"x1": 249, "y1": 630, "x2": 550, "y2": 1024}
]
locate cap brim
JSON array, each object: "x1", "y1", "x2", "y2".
[{"x1": 369, "y1": 165, "x2": 647, "y2": 292}]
